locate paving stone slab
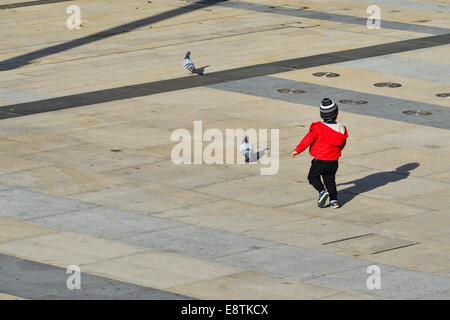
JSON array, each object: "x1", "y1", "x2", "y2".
[
  {"x1": 122, "y1": 224, "x2": 277, "y2": 260},
  {"x1": 340, "y1": 238, "x2": 450, "y2": 274},
  {"x1": 29, "y1": 206, "x2": 185, "y2": 241},
  {"x1": 323, "y1": 233, "x2": 419, "y2": 255},
  {"x1": 170, "y1": 270, "x2": 344, "y2": 300},
  {"x1": 196, "y1": 175, "x2": 314, "y2": 208},
  {"x1": 82, "y1": 251, "x2": 242, "y2": 290},
  {"x1": 0, "y1": 132, "x2": 84, "y2": 155},
  {"x1": 0, "y1": 217, "x2": 58, "y2": 244},
  {"x1": 0, "y1": 188, "x2": 95, "y2": 221},
  {"x1": 66, "y1": 123, "x2": 173, "y2": 149},
  {"x1": 39, "y1": 279, "x2": 190, "y2": 300},
  {"x1": 323, "y1": 195, "x2": 430, "y2": 226},
  {"x1": 397, "y1": 189, "x2": 450, "y2": 213},
  {"x1": 0, "y1": 166, "x2": 131, "y2": 197},
  {"x1": 0, "y1": 153, "x2": 50, "y2": 175},
  {"x1": 68, "y1": 183, "x2": 220, "y2": 214},
  {"x1": 26, "y1": 143, "x2": 166, "y2": 172},
  {"x1": 104, "y1": 160, "x2": 255, "y2": 190},
  {"x1": 213, "y1": 244, "x2": 369, "y2": 281},
  {"x1": 160, "y1": 200, "x2": 308, "y2": 233},
  {"x1": 305, "y1": 264, "x2": 450, "y2": 299},
  {"x1": 338, "y1": 55, "x2": 450, "y2": 85},
  {"x1": 0, "y1": 232, "x2": 147, "y2": 267},
  {"x1": 372, "y1": 211, "x2": 450, "y2": 243},
  {"x1": 0, "y1": 253, "x2": 188, "y2": 300},
  {"x1": 244, "y1": 218, "x2": 373, "y2": 249}
]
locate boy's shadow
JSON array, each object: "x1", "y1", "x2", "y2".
[{"x1": 337, "y1": 162, "x2": 419, "y2": 206}]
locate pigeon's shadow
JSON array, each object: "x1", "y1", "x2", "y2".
[
  {"x1": 245, "y1": 148, "x2": 268, "y2": 163},
  {"x1": 337, "y1": 162, "x2": 419, "y2": 206},
  {"x1": 193, "y1": 65, "x2": 209, "y2": 75}
]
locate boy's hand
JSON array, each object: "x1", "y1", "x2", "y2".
[{"x1": 290, "y1": 151, "x2": 299, "y2": 158}]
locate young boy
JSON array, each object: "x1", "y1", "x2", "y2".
[{"x1": 290, "y1": 98, "x2": 348, "y2": 208}]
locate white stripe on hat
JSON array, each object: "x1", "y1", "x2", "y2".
[{"x1": 320, "y1": 102, "x2": 336, "y2": 110}]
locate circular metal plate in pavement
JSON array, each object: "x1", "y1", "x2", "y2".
[
  {"x1": 339, "y1": 99, "x2": 368, "y2": 105},
  {"x1": 374, "y1": 82, "x2": 402, "y2": 88},
  {"x1": 313, "y1": 72, "x2": 340, "y2": 78},
  {"x1": 277, "y1": 88, "x2": 306, "y2": 94},
  {"x1": 403, "y1": 110, "x2": 432, "y2": 116}
]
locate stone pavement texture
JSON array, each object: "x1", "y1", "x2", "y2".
[{"x1": 0, "y1": 0, "x2": 449, "y2": 299}]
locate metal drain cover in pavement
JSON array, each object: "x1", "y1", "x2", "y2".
[
  {"x1": 313, "y1": 72, "x2": 340, "y2": 78},
  {"x1": 277, "y1": 88, "x2": 306, "y2": 94},
  {"x1": 403, "y1": 110, "x2": 432, "y2": 116},
  {"x1": 436, "y1": 93, "x2": 450, "y2": 98},
  {"x1": 374, "y1": 82, "x2": 402, "y2": 88},
  {"x1": 339, "y1": 99, "x2": 368, "y2": 105}
]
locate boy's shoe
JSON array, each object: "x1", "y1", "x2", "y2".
[
  {"x1": 317, "y1": 190, "x2": 329, "y2": 208},
  {"x1": 330, "y1": 200, "x2": 340, "y2": 209}
]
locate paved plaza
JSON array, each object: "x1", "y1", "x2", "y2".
[{"x1": 0, "y1": 0, "x2": 449, "y2": 299}]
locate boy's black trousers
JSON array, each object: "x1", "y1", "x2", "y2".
[{"x1": 307, "y1": 158, "x2": 339, "y2": 201}]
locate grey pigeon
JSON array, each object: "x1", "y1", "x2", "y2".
[
  {"x1": 239, "y1": 135, "x2": 268, "y2": 163},
  {"x1": 183, "y1": 51, "x2": 195, "y2": 74}
]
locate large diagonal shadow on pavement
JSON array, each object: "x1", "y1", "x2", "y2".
[
  {"x1": 337, "y1": 162, "x2": 420, "y2": 205},
  {"x1": 0, "y1": 34, "x2": 448, "y2": 119},
  {"x1": 0, "y1": 0, "x2": 222, "y2": 71},
  {"x1": 0, "y1": 0, "x2": 73, "y2": 10}
]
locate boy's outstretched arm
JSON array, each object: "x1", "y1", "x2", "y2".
[
  {"x1": 339, "y1": 126, "x2": 348, "y2": 152},
  {"x1": 291, "y1": 126, "x2": 319, "y2": 158}
]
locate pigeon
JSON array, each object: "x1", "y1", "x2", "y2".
[
  {"x1": 239, "y1": 135, "x2": 254, "y2": 162},
  {"x1": 183, "y1": 51, "x2": 195, "y2": 75},
  {"x1": 239, "y1": 135, "x2": 268, "y2": 163}
]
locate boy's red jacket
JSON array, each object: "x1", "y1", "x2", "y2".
[{"x1": 295, "y1": 121, "x2": 348, "y2": 160}]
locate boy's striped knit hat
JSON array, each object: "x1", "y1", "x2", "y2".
[{"x1": 320, "y1": 98, "x2": 338, "y2": 120}]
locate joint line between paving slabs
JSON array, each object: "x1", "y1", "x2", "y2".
[
  {"x1": 371, "y1": 242, "x2": 420, "y2": 255},
  {"x1": 322, "y1": 233, "x2": 375, "y2": 245}
]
